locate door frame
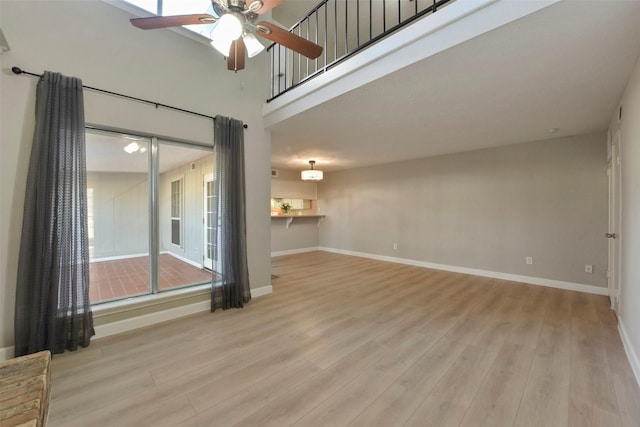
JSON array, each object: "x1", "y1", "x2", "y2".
[
  {"x1": 608, "y1": 131, "x2": 622, "y2": 313},
  {"x1": 203, "y1": 173, "x2": 214, "y2": 271}
]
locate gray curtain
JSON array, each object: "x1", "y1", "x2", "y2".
[
  {"x1": 211, "y1": 116, "x2": 251, "y2": 310},
  {"x1": 14, "y1": 71, "x2": 94, "y2": 357}
]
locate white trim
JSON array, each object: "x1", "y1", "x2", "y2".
[
  {"x1": 94, "y1": 300, "x2": 210, "y2": 339},
  {"x1": 264, "y1": 0, "x2": 561, "y2": 127},
  {"x1": 271, "y1": 247, "x2": 320, "y2": 257},
  {"x1": 92, "y1": 284, "x2": 211, "y2": 314},
  {"x1": 167, "y1": 251, "x2": 203, "y2": 269},
  {"x1": 91, "y1": 252, "x2": 151, "y2": 263},
  {"x1": 251, "y1": 285, "x2": 273, "y2": 298},
  {"x1": 318, "y1": 247, "x2": 608, "y2": 296},
  {"x1": 94, "y1": 284, "x2": 272, "y2": 340},
  {"x1": 618, "y1": 319, "x2": 640, "y2": 388},
  {"x1": 0, "y1": 346, "x2": 15, "y2": 362}
]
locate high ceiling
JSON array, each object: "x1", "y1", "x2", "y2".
[{"x1": 269, "y1": 0, "x2": 640, "y2": 172}]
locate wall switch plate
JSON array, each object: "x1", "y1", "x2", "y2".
[
  {"x1": 526, "y1": 257, "x2": 533, "y2": 265},
  {"x1": 585, "y1": 264, "x2": 593, "y2": 273},
  {"x1": 393, "y1": 243, "x2": 398, "y2": 250}
]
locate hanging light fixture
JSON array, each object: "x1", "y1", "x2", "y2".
[
  {"x1": 301, "y1": 160, "x2": 323, "y2": 181},
  {"x1": 210, "y1": 12, "x2": 243, "y2": 56},
  {"x1": 243, "y1": 32, "x2": 265, "y2": 58}
]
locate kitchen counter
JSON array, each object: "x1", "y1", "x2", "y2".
[{"x1": 271, "y1": 214, "x2": 325, "y2": 228}]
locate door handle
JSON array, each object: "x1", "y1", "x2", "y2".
[{"x1": 605, "y1": 233, "x2": 617, "y2": 239}]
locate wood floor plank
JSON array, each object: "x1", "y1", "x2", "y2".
[
  {"x1": 232, "y1": 339, "x2": 389, "y2": 427},
  {"x1": 458, "y1": 342, "x2": 536, "y2": 427},
  {"x1": 354, "y1": 342, "x2": 495, "y2": 427},
  {"x1": 514, "y1": 324, "x2": 571, "y2": 427},
  {"x1": 42, "y1": 251, "x2": 639, "y2": 427},
  {"x1": 291, "y1": 333, "x2": 451, "y2": 427},
  {"x1": 176, "y1": 358, "x2": 320, "y2": 427}
]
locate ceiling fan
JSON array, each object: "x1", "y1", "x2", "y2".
[{"x1": 130, "y1": 0, "x2": 323, "y2": 72}]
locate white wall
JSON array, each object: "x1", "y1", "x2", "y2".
[
  {"x1": 0, "y1": 0, "x2": 272, "y2": 350},
  {"x1": 318, "y1": 134, "x2": 608, "y2": 288},
  {"x1": 610, "y1": 54, "x2": 640, "y2": 382}
]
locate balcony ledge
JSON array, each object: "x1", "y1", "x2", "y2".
[{"x1": 263, "y1": 0, "x2": 560, "y2": 128}]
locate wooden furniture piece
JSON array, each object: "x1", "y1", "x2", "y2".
[{"x1": 0, "y1": 351, "x2": 51, "y2": 427}]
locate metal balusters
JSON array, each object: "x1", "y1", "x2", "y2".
[{"x1": 267, "y1": 0, "x2": 454, "y2": 101}]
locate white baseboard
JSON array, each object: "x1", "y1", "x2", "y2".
[
  {"x1": 94, "y1": 284, "x2": 272, "y2": 340},
  {"x1": 167, "y1": 251, "x2": 203, "y2": 269},
  {"x1": 0, "y1": 345, "x2": 15, "y2": 362},
  {"x1": 272, "y1": 247, "x2": 320, "y2": 257},
  {"x1": 94, "y1": 300, "x2": 210, "y2": 339},
  {"x1": 618, "y1": 319, "x2": 640, "y2": 388},
  {"x1": 251, "y1": 285, "x2": 273, "y2": 298},
  {"x1": 318, "y1": 247, "x2": 608, "y2": 296},
  {"x1": 91, "y1": 252, "x2": 151, "y2": 263}
]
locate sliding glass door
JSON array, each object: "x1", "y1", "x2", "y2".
[
  {"x1": 85, "y1": 128, "x2": 214, "y2": 304},
  {"x1": 158, "y1": 141, "x2": 214, "y2": 291}
]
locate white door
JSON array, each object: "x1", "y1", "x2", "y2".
[
  {"x1": 607, "y1": 132, "x2": 622, "y2": 313},
  {"x1": 203, "y1": 174, "x2": 214, "y2": 270}
]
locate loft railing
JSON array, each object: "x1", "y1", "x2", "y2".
[{"x1": 267, "y1": 0, "x2": 455, "y2": 102}]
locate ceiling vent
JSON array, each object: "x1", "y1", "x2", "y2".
[{"x1": 271, "y1": 169, "x2": 279, "y2": 178}]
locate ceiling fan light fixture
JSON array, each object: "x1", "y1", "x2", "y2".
[
  {"x1": 301, "y1": 160, "x2": 323, "y2": 181},
  {"x1": 247, "y1": 0, "x2": 264, "y2": 12},
  {"x1": 243, "y1": 32, "x2": 265, "y2": 58},
  {"x1": 210, "y1": 13, "x2": 243, "y2": 56}
]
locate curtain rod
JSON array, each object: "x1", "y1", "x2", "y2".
[{"x1": 11, "y1": 66, "x2": 248, "y2": 129}]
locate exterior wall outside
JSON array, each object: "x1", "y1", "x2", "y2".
[
  {"x1": 0, "y1": 0, "x2": 272, "y2": 350},
  {"x1": 159, "y1": 152, "x2": 213, "y2": 266},
  {"x1": 88, "y1": 172, "x2": 149, "y2": 259},
  {"x1": 318, "y1": 133, "x2": 608, "y2": 288}
]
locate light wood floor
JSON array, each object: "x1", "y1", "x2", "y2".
[{"x1": 48, "y1": 251, "x2": 640, "y2": 426}]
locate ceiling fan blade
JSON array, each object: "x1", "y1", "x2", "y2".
[
  {"x1": 130, "y1": 14, "x2": 216, "y2": 30},
  {"x1": 248, "y1": 0, "x2": 286, "y2": 14},
  {"x1": 256, "y1": 22, "x2": 323, "y2": 59},
  {"x1": 227, "y1": 39, "x2": 246, "y2": 72}
]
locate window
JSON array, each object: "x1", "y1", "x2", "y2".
[
  {"x1": 170, "y1": 179, "x2": 182, "y2": 246},
  {"x1": 122, "y1": 0, "x2": 217, "y2": 40}
]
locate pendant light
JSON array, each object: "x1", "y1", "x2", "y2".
[{"x1": 301, "y1": 160, "x2": 323, "y2": 181}]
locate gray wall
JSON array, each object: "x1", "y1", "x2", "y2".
[
  {"x1": 610, "y1": 54, "x2": 640, "y2": 371},
  {"x1": 271, "y1": 218, "x2": 320, "y2": 253},
  {"x1": 318, "y1": 133, "x2": 608, "y2": 287},
  {"x1": 271, "y1": 168, "x2": 320, "y2": 253}
]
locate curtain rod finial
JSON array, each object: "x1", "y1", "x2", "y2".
[{"x1": 12, "y1": 66, "x2": 23, "y2": 75}]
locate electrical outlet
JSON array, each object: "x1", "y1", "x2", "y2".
[
  {"x1": 526, "y1": 257, "x2": 533, "y2": 265},
  {"x1": 393, "y1": 243, "x2": 398, "y2": 250},
  {"x1": 585, "y1": 264, "x2": 593, "y2": 274}
]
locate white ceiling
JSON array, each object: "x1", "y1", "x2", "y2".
[{"x1": 269, "y1": 0, "x2": 640, "y2": 172}]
